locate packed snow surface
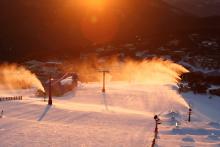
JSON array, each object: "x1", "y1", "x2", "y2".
[{"x1": 0, "y1": 82, "x2": 220, "y2": 147}]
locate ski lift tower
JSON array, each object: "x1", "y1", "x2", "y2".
[{"x1": 99, "y1": 69, "x2": 110, "y2": 93}]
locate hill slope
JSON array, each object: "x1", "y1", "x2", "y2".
[
  {"x1": 0, "y1": 82, "x2": 220, "y2": 146},
  {"x1": 163, "y1": 0, "x2": 220, "y2": 17},
  {"x1": 1, "y1": 0, "x2": 217, "y2": 61}
]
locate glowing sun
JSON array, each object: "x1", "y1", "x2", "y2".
[{"x1": 85, "y1": 0, "x2": 107, "y2": 10}]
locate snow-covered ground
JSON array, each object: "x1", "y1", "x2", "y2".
[{"x1": 0, "y1": 82, "x2": 220, "y2": 147}]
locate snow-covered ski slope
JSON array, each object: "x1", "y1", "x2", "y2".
[{"x1": 0, "y1": 82, "x2": 220, "y2": 147}]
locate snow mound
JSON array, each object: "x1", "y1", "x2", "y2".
[
  {"x1": 182, "y1": 136, "x2": 195, "y2": 142},
  {"x1": 208, "y1": 122, "x2": 220, "y2": 129},
  {"x1": 207, "y1": 133, "x2": 220, "y2": 141},
  {"x1": 164, "y1": 111, "x2": 181, "y2": 118}
]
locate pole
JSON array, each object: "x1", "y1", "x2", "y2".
[
  {"x1": 155, "y1": 118, "x2": 158, "y2": 138},
  {"x1": 188, "y1": 108, "x2": 192, "y2": 122},
  {"x1": 102, "y1": 71, "x2": 106, "y2": 93},
  {"x1": 48, "y1": 74, "x2": 52, "y2": 105},
  {"x1": 151, "y1": 138, "x2": 156, "y2": 147},
  {"x1": 100, "y1": 70, "x2": 109, "y2": 93},
  {"x1": 154, "y1": 115, "x2": 160, "y2": 138}
]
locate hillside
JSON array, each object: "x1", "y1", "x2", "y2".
[
  {"x1": 1, "y1": 0, "x2": 219, "y2": 61},
  {"x1": 0, "y1": 82, "x2": 220, "y2": 146},
  {"x1": 163, "y1": 0, "x2": 220, "y2": 17}
]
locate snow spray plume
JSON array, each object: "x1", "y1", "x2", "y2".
[
  {"x1": 62, "y1": 57, "x2": 189, "y2": 85},
  {"x1": 0, "y1": 64, "x2": 45, "y2": 92},
  {"x1": 110, "y1": 58, "x2": 190, "y2": 109},
  {"x1": 61, "y1": 56, "x2": 104, "y2": 82},
  {"x1": 112, "y1": 58, "x2": 189, "y2": 85},
  {"x1": 62, "y1": 57, "x2": 190, "y2": 110}
]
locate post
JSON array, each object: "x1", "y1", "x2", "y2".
[
  {"x1": 99, "y1": 70, "x2": 109, "y2": 93},
  {"x1": 188, "y1": 108, "x2": 192, "y2": 122},
  {"x1": 151, "y1": 138, "x2": 156, "y2": 147},
  {"x1": 151, "y1": 115, "x2": 161, "y2": 147},
  {"x1": 154, "y1": 115, "x2": 159, "y2": 138},
  {"x1": 48, "y1": 74, "x2": 52, "y2": 105},
  {"x1": 102, "y1": 71, "x2": 106, "y2": 93},
  {"x1": 154, "y1": 115, "x2": 158, "y2": 137}
]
